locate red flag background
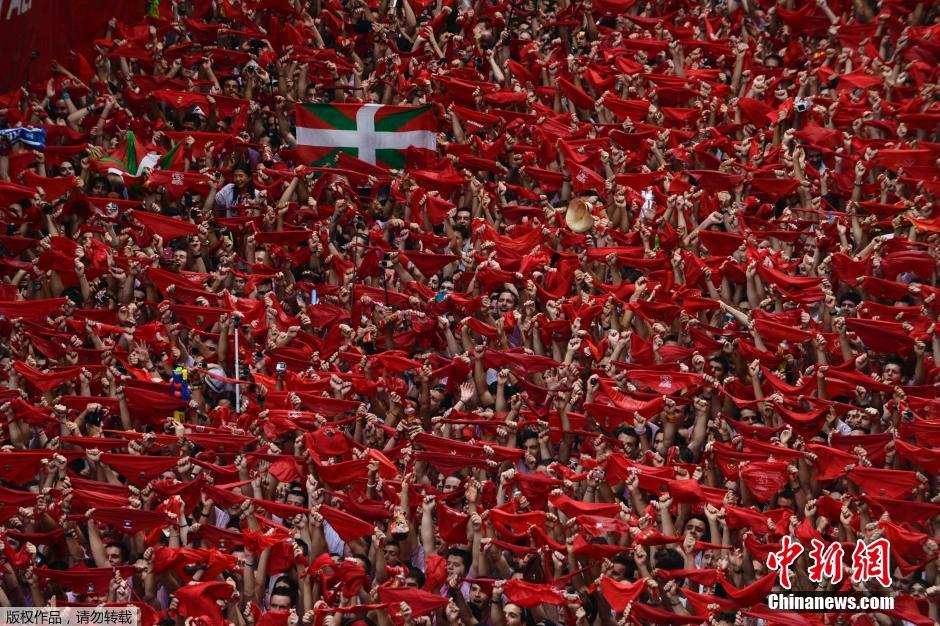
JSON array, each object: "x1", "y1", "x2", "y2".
[{"x1": 0, "y1": 0, "x2": 140, "y2": 90}]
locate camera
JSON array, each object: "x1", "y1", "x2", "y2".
[
  {"x1": 276, "y1": 362, "x2": 287, "y2": 374},
  {"x1": 795, "y1": 99, "x2": 810, "y2": 113}
]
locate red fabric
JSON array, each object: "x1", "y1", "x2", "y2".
[
  {"x1": 740, "y1": 461, "x2": 790, "y2": 503},
  {"x1": 175, "y1": 581, "x2": 235, "y2": 626},
  {"x1": 90, "y1": 507, "x2": 171, "y2": 533},
  {"x1": 377, "y1": 586, "x2": 449, "y2": 617},
  {"x1": 848, "y1": 467, "x2": 920, "y2": 499},
  {"x1": 502, "y1": 579, "x2": 568, "y2": 607},
  {"x1": 318, "y1": 504, "x2": 374, "y2": 541},
  {"x1": 131, "y1": 210, "x2": 199, "y2": 240},
  {"x1": 38, "y1": 565, "x2": 136, "y2": 595},
  {"x1": 598, "y1": 576, "x2": 646, "y2": 612},
  {"x1": 99, "y1": 454, "x2": 180, "y2": 487}
]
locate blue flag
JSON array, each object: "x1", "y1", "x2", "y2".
[{"x1": 0, "y1": 127, "x2": 46, "y2": 149}]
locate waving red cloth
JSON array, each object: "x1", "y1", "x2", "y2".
[
  {"x1": 318, "y1": 504, "x2": 374, "y2": 541},
  {"x1": 717, "y1": 570, "x2": 778, "y2": 607},
  {"x1": 0, "y1": 297, "x2": 67, "y2": 322},
  {"x1": 90, "y1": 507, "x2": 171, "y2": 533},
  {"x1": 740, "y1": 461, "x2": 790, "y2": 503},
  {"x1": 844, "y1": 317, "x2": 916, "y2": 353},
  {"x1": 130, "y1": 210, "x2": 199, "y2": 241},
  {"x1": 377, "y1": 586, "x2": 449, "y2": 617},
  {"x1": 99, "y1": 453, "x2": 180, "y2": 487},
  {"x1": 848, "y1": 467, "x2": 920, "y2": 499},
  {"x1": 38, "y1": 565, "x2": 136, "y2": 595},
  {"x1": 13, "y1": 362, "x2": 83, "y2": 392},
  {"x1": 598, "y1": 576, "x2": 647, "y2": 612},
  {"x1": 502, "y1": 579, "x2": 568, "y2": 607},
  {"x1": 175, "y1": 581, "x2": 235, "y2": 626},
  {"x1": 894, "y1": 439, "x2": 940, "y2": 474}
]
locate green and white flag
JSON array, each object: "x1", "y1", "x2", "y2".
[{"x1": 294, "y1": 103, "x2": 436, "y2": 169}]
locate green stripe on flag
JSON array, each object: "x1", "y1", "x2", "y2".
[
  {"x1": 157, "y1": 142, "x2": 182, "y2": 170},
  {"x1": 374, "y1": 105, "x2": 432, "y2": 132},
  {"x1": 301, "y1": 104, "x2": 357, "y2": 131},
  {"x1": 96, "y1": 156, "x2": 127, "y2": 169},
  {"x1": 376, "y1": 149, "x2": 407, "y2": 170},
  {"x1": 125, "y1": 131, "x2": 139, "y2": 176},
  {"x1": 310, "y1": 148, "x2": 358, "y2": 167}
]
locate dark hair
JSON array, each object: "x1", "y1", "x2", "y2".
[
  {"x1": 610, "y1": 554, "x2": 636, "y2": 579},
  {"x1": 270, "y1": 582, "x2": 298, "y2": 605},
  {"x1": 884, "y1": 355, "x2": 906, "y2": 374},
  {"x1": 62, "y1": 286, "x2": 84, "y2": 306},
  {"x1": 104, "y1": 541, "x2": 127, "y2": 561},
  {"x1": 351, "y1": 552, "x2": 373, "y2": 578},
  {"x1": 446, "y1": 547, "x2": 472, "y2": 571},
  {"x1": 685, "y1": 513, "x2": 711, "y2": 542},
  {"x1": 406, "y1": 564, "x2": 426, "y2": 588},
  {"x1": 231, "y1": 163, "x2": 256, "y2": 195},
  {"x1": 655, "y1": 547, "x2": 684, "y2": 571},
  {"x1": 518, "y1": 429, "x2": 539, "y2": 446},
  {"x1": 839, "y1": 291, "x2": 862, "y2": 306}
]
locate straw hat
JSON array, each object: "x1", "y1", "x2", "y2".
[{"x1": 565, "y1": 197, "x2": 595, "y2": 233}]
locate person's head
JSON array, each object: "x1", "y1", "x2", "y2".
[
  {"x1": 429, "y1": 382, "x2": 449, "y2": 412},
  {"x1": 713, "y1": 611, "x2": 738, "y2": 626},
  {"x1": 58, "y1": 161, "x2": 76, "y2": 177},
  {"x1": 349, "y1": 553, "x2": 372, "y2": 579},
  {"x1": 503, "y1": 603, "x2": 523, "y2": 626},
  {"x1": 446, "y1": 547, "x2": 471, "y2": 578},
  {"x1": 764, "y1": 54, "x2": 783, "y2": 68},
  {"x1": 173, "y1": 249, "x2": 188, "y2": 267},
  {"x1": 222, "y1": 78, "x2": 240, "y2": 96},
  {"x1": 269, "y1": 584, "x2": 297, "y2": 611},
  {"x1": 182, "y1": 113, "x2": 203, "y2": 132},
  {"x1": 286, "y1": 486, "x2": 305, "y2": 508},
  {"x1": 709, "y1": 356, "x2": 729, "y2": 380},
  {"x1": 469, "y1": 582, "x2": 489, "y2": 607},
  {"x1": 442, "y1": 474, "x2": 462, "y2": 492},
  {"x1": 384, "y1": 540, "x2": 402, "y2": 565},
  {"x1": 53, "y1": 99, "x2": 70, "y2": 119},
  {"x1": 256, "y1": 279, "x2": 274, "y2": 298},
  {"x1": 496, "y1": 289, "x2": 518, "y2": 314},
  {"x1": 839, "y1": 291, "x2": 861, "y2": 316},
  {"x1": 615, "y1": 426, "x2": 639, "y2": 457},
  {"x1": 655, "y1": 547, "x2": 684, "y2": 571},
  {"x1": 452, "y1": 225, "x2": 469, "y2": 250},
  {"x1": 232, "y1": 164, "x2": 252, "y2": 189},
  {"x1": 105, "y1": 542, "x2": 127, "y2": 567},
  {"x1": 683, "y1": 515, "x2": 707, "y2": 541},
  {"x1": 776, "y1": 486, "x2": 796, "y2": 510},
  {"x1": 609, "y1": 554, "x2": 635, "y2": 582},
  {"x1": 882, "y1": 356, "x2": 905, "y2": 384},
  {"x1": 454, "y1": 208, "x2": 472, "y2": 227},
  {"x1": 653, "y1": 428, "x2": 665, "y2": 449},
  {"x1": 519, "y1": 429, "x2": 540, "y2": 460},
  {"x1": 89, "y1": 176, "x2": 110, "y2": 197},
  {"x1": 404, "y1": 565, "x2": 425, "y2": 588}
]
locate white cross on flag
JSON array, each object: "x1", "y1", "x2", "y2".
[{"x1": 295, "y1": 103, "x2": 437, "y2": 168}]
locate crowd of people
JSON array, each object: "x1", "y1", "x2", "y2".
[{"x1": 0, "y1": 0, "x2": 937, "y2": 624}]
